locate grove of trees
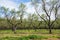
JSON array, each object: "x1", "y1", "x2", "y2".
[{"x1": 0, "y1": 0, "x2": 60, "y2": 34}]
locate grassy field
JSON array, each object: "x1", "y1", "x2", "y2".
[
  {"x1": 0, "y1": 34, "x2": 60, "y2": 40},
  {"x1": 0, "y1": 29, "x2": 60, "y2": 34},
  {"x1": 0, "y1": 29, "x2": 60, "y2": 40}
]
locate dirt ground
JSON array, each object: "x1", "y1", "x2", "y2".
[
  {"x1": 47, "y1": 38, "x2": 60, "y2": 40},
  {"x1": 30, "y1": 38, "x2": 60, "y2": 40}
]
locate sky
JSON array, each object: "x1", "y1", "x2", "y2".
[
  {"x1": 0, "y1": 0, "x2": 36, "y2": 18},
  {"x1": 0, "y1": 0, "x2": 59, "y2": 20},
  {"x1": 0, "y1": 0, "x2": 35, "y2": 13}
]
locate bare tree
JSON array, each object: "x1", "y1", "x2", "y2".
[
  {"x1": 28, "y1": 13, "x2": 38, "y2": 31},
  {"x1": 0, "y1": 7, "x2": 18, "y2": 33},
  {"x1": 0, "y1": 3, "x2": 26, "y2": 34},
  {"x1": 31, "y1": 0, "x2": 60, "y2": 34},
  {"x1": 17, "y1": 3, "x2": 26, "y2": 29}
]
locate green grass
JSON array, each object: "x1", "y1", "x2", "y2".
[
  {"x1": 0, "y1": 29, "x2": 60, "y2": 40},
  {"x1": 0, "y1": 29, "x2": 60, "y2": 34},
  {"x1": 0, "y1": 35, "x2": 60, "y2": 40}
]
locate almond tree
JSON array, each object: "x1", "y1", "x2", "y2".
[
  {"x1": 0, "y1": 7, "x2": 18, "y2": 33},
  {"x1": 31, "y1": 0, "x2": 60, "y2": 34},
  {"x1": 0, "y1": 3, "x2": 26, "y2": 34},
  {"x1": 17, "y1": 3, "x2": 26, "y2": 28}
]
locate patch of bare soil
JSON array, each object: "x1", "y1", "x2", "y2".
[
  {"x1": 46, "y1": 38, "x2": 60, "y2": 40},
  {"x1": 30, "y1": 38, "x2": 60, "y2": 40}
]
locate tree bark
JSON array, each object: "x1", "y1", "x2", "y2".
[
  {"x1": 48, "y1": 16, "x2": 52, "y2": 34},
  {"x1": 12, "y1": 26, "x2": 17, "y2": 34},
  {"x1": 49, "y1": 25, "x2": 52, "y2": 34}
]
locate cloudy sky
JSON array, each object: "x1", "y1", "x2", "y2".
[
  {"x1": 0, "y1": 0, "x2": 59, "y2": 20},
  {"x1": 0, "y1": 0, "x2": 35, "y2": 13}
]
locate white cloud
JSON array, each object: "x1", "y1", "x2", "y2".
[
  {"x1": 0, "y1": 0, "x2": 57, "y2": 20},
  {"x1": 0, "y1": 0, "x2": 35, "y2": 13},
  {"x1": 0, "y1": 0, "x2": 18, "y2": 10},
  {"x1": 0, "y1": 0, "x2": 35, "y2": 19},
  {"x1": 24, "y1": 2, "x2": 35, "y2": 13}
]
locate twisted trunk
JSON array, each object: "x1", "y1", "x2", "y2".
[{"x1": 12, "y1": 25, "x2": 17, "y2": 34}]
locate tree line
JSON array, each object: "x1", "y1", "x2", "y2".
[{"x1": 0, "y1": 0, "x2": 60, "y2": 34}]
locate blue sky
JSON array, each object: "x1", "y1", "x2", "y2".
[
  {"x1": 0, "y1": 0, "x2": 34, "y2": 13},
  {"x1": 0, "y1": 0, "x2": 30, "y2": 8},
  {"x1": 12, "y1": 0, "x2": 30, "y2": 3},
  {"x1": 0, "y1": 0, "x2": 57, "y2": 20},
  {"x1": 0, "y1": 0, "x2": 35, "y2": 18}
]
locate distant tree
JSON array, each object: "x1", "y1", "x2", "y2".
[
  {"x1": 27, "y1": 14, "x2": 33, "y2": 29},
  {"x1": 17, "y1": 3, "x2": 26, "y2": 29},
  {"x1": 27, "y1": 13, "x2": 39, "y2": 31},
  {"x1": 31, "y1": 13, "x2": 39, "y2": 31}
]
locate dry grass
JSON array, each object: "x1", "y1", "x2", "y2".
[
  {"x1": 0, "y1": 34, "x2": 60, "y2": 37},
  {"x1": 0, "y1": 29, "x2": 60, "y2": 40}
]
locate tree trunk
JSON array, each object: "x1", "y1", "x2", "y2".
[
  {"x1": 12, "y1": 26, "x2": 17, "y2": 34},
  {"x1": 49, "y1": 28, "x2": 52, "y2": 34},
  {"x1": 48, "y1": 16, "x2": 52, "y2": 34},
  {"x1": 49, "y1": 25, "x2": 52, "y2": 34}
]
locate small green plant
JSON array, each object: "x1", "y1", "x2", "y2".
[
  {"x1": 56, "y1": 36, "x2": 60, "y2": 39},
  {"x1": 0, "y1": 35, "x2": 60, "y2": 40},
  {"x1": 19, "y1": 36, "x2": 29, "y2": 40},
  {"x1": 26, "y1": 35, "x2": 48, "y2": 39}
]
